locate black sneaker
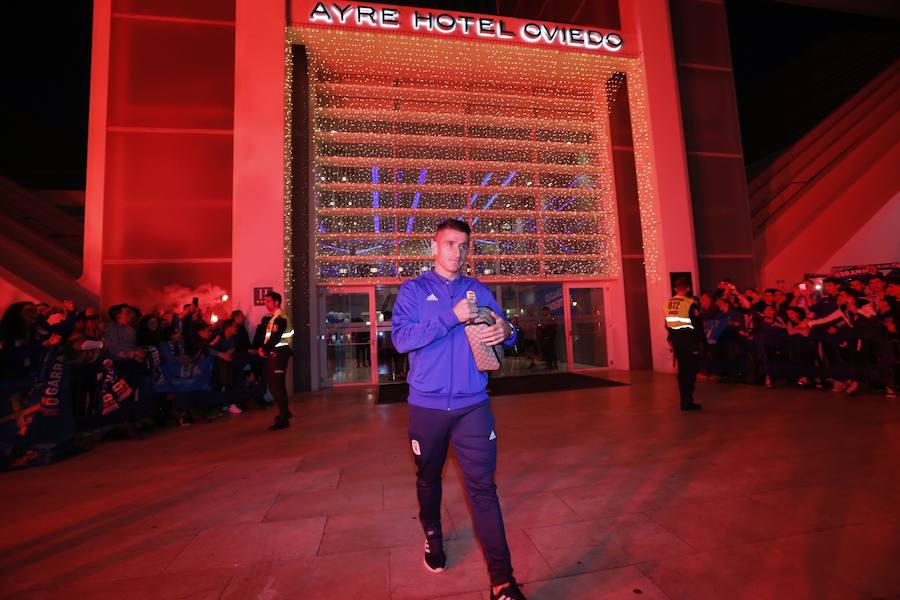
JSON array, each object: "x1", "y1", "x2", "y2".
[
  {"x1": 491, "y1": 579, "x2": 527, "y2": 600},
  {"x1": 273, "y1": 410, "x2": 293, "y2": 421},
  {"x1": 681, "y1": 402, "x2": 703, "y2": 411},
  {"x1": 423, "y1": 539, "x2": 446, "y2": 573},
  {"x1": 268, "y1": 419, "x2": 289, "y2": 431}
]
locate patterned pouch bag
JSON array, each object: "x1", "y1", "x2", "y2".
[{"x1": 463, "y1": 292, "x2": 502, "y2": 372}]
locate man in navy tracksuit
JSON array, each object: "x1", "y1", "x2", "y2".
[{"x1": 392, "y1": 219, "x2": 527, "y2": 600}]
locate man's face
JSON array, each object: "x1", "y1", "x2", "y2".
[
  {"x1": 887, "y1": 283, "x2": 900, "y2": 298},
  {"x1": 774, "y1": 290, "x2": 786, "y2": 304},
  {"x1": 850, "y1": 280, "x2": 865, "y2": 292},
  {"x1": 763, "y1": 291, "x2": 774, "y2": 304},
  {"x1": 869, "y1": 278, "x2": 884, "y2": 292},
  {"x1": 431, "y1": 228, "x2": 469, "y2": 276},
  {"x1": 233, "y1": 312, "x2": 244, "y2": 326},
  {"x1": 116, "y1": 309, "x2": 131, "y2": 326},
  {"x1": 264, "y1": 297, "x2": 278, "y2": 313},
  {"x1": 824, "y1": 282, "x2": 837, "y2": 296}
]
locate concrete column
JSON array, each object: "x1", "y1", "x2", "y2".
[
  {"x1": 81, "y1": 0, "x2": 112, "y2": 297},
  {"x1": 232, "y1": 0, "x2": 287, "y2": 327},
  {"x1": 620, "y1": 0, "x2": 699, "y2": 372}
]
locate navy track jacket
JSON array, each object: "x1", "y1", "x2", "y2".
[{"x1": 392, "y1": 270, "x2": 517, "y2": 410}]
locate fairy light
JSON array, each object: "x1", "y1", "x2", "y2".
[
  {"x1": 283, "y1": 35, "x2": 295, "y2": 306},
  {"x1": 623, "y1": 63, "x2": 662, "y2": 284},
  {"x1": 283, "y1": 24, "x2": 656, "y2": 285}
]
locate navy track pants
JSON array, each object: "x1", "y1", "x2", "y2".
[{"x1": 408, "y1": 400, "x2": 512, "y2": 586}]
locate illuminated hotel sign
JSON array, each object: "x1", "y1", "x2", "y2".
[{"x1": 292, "y1": 1, "x2": 625, "y2": 53}]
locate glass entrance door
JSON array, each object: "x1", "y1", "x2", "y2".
[
  {"x1": 374, "y1": 286, "x2": 407, "y2": 383},
  {"x1": 563, "y1": 284, "x2": 609, "y2": 371},
  {"x1": 322, "y1": 287, "x2": 376, "y2": 386}
]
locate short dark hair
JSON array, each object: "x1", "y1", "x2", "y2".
[
  {"x1": 231, "y1": 309, "x2": 243, "y2": 318},
  {"x1": 108, "y1": 303, "x2": 128, "y2": 320},
  {"x1": 673, "y1": 277, "x2": 690, "y2": 291},
  {"x1": 435, "y1": 218, "x2": 471, "y2": 236},
  {"x1": 265, "y1": 291, "x2": 283, "y2": 306}
]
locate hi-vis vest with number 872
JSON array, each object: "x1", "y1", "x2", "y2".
[{"x1": 664, "y1": 295, "x2": 695, "y2": 331}]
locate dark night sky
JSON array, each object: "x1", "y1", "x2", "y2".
[
  {"x1": 726, "y1": 0, "x2": 899, "y2": 173},
  {"x1": 1, "y1": 1, "x2": 896, "y2": 189},
  {"x1": 1, "y1": 2, "x2": 93, "y2": 190}
]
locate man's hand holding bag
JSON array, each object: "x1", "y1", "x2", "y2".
[{"x1": 460, "y1": 290, "x2": 507, "y2": 372}]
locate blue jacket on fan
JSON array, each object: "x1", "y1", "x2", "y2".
[{"x1": 391, "y1": 270, "x2": 517, "y2": 410}]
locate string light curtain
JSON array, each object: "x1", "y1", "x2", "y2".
[{"x1": 287, "y1": 27, "x2": 631, "y2": 284}]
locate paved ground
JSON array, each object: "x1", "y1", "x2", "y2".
[{"x1": 2, "y1": 372, "x2": 899, "y2": 599}]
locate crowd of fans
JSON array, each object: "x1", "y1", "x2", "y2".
[
  {"x1": 2, "y1": 270, "x2": 898, "y2": 467},
  {"x1": 695, "y1": 274, "x2": 899, "y2": 398},
  {"x1": 1, "y1": 297, "x2": 277, "y2": 462}
]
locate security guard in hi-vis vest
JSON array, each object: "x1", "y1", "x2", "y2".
[
  {"x1": 258, "y1": 291, "x2": 294, "y2": 430},
  {"x1": 664, "y1": 278, "x2": 703, "y2": 411}
]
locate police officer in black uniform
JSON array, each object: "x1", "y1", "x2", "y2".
[{"x1": 664, "y1": 278, "x2": 703, "y2": 411}]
